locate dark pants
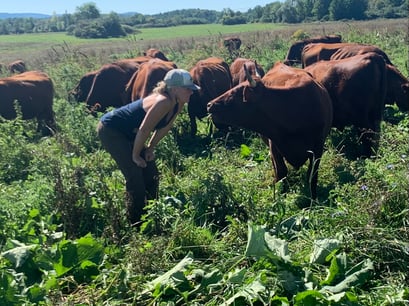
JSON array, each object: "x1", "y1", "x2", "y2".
[{"x1": 96, "y1": 121, "x2": 159, "y2": 224}]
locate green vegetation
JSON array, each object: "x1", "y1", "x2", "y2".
[{"x1": 0, "y1": 20, "x2": 408, "y2": 305}]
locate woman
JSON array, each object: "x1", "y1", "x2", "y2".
[{"x1": 97, "y1": 69, "x2": 200, "y2": 225}]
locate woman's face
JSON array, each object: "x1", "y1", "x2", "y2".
[{"x1": 176, "y1": 87, "x2": 194, "y2": 103}]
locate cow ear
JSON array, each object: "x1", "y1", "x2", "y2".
[{"x1": 244, "y1": 64, "x2": 256, "y2": 87}]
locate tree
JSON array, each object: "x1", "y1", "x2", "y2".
[
  {"x1": 74, "y1": 2, "x2": 100, "y2": 20},
  {"x1": 296, "y1": 0, "x2": 314, "y2": 21},
  {"x1": 312, "y1": 0, "x2": 332, "y2": 20},
  {"x1": 329, "y1": 0, "x2": 368, "y2": 20},
  {"x1": 102, "y1": 12, "x2": 126, "y2": 37},
  {"x1": 276, "y1": 1, "x2": 300, "y2": 23}
]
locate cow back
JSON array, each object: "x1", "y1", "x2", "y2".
[
  {"x1": 284, "y1": 34, "x2": 342, "y2": 66},
  {"x1": 330, "y1": 44, "x2": 393, "y2": 65},
  {"x1": 130, "y1": 59, "x2": 177, "y2": 101},
  {"x1": 301, "y1": 42, "x2": 359, "y2": 67}
]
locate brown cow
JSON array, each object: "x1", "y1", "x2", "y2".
[
  {"x1": 384, "y1": 64, "x2": 409, "y2": 112},
  {"x1": 8, "y1": 60, "x2": 27, "y2": 74},
  {"x1": 301, "y1": 42, "x2": 393, "y2": 68},
  {"x1": 304, "y1": 52, "x2": 388, "y2": 157},
  {"x1": 0, "y1": 71, "x2": 55, "y2": 134},
  {"x1": 223, "y1": 37, "x2": 242, "y2": 53},
  {"x1": 85, "y1": 59, "x2": 140, "y2": 111},
  {"x1": 207, "y1": 63, "x2": 333, "y2": 199},
  {"x1": 283, "y1": 34, "x2": 342, "y2": 66},
  {"x1": 143, "y1": 48, "x2": 169, "y2": 61},
  {"x1": 230, "y1": 58, "x2": 265, "y2": 87},
  {"x1": 124, "y1": 58, "x2": 177, "y2": 102},
  {"x1": 69, "y1": 70, "x2": 98, "y2": 102},
  {"x1": 188, "y1": 57, "x2": 233, "y2": 136},
  {"x1": 84, "y1": 52, "x2": 172, "y2": 111}
]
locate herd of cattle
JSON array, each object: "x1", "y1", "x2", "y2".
[{"x1": 1, "y1": 36, "x2": 408, "y2": 199}]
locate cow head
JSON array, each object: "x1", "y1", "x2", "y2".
[
  {"x1": 386, "y1": 64, "x2": 409, "y2": 112},
  {"x1": 207, "y1": 65, "x2": 263, "y2": 129}
]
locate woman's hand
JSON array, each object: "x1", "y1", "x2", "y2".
[
  {"x1": 144, "y1": 147, "x2": 155, "y2": 162},
  {"x1": 133, "y1": 155, "x2": 147, "y2": 168}
]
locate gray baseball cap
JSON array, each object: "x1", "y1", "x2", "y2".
[{"x1": 164, "y1": 69, "x2": 200, "y2": 90}]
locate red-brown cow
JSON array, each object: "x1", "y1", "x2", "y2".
[
  {"x1": 207, "y1": 63, "x2": 333, "y2": 199},
  {"x1": 283, "y1": 34, "x2": 342, "y2": 66},
  {"x1": 301, "y1": 42, "x2": 393, "y2": 67},
  {"x1": 124, "y1": 58, "x2": 177, "y2": 102},
  {"x1": 8, "y1": 60, "x2": 27, "y2": 74},
  {"x1": 223, "y1": 37, "x2": 242, "y2": 53},
  {"x1": 188, "y1": 57, "x2": 233, "y2": 136},
  {"x1": 0, "y1": 71, "x2": 55, "y2": 134},
  {"x1": 230, "y1": 57, "x2": 265, "y2": 87},
  {"x1": 69, "y1": 70, "x2": 98, "y2": 102},
  {"x1": 304, "y1": 52, "x2": 388, "y2": 157},
  {"x1": 384, "y1": 64, "x2": 409, "y2": 112},
  {"x1": 143, "y1": 48, "x2": 169, "y2": 61},
  {"x1": 84, "y1": 52, "x2": 172, "y2": 111},
  {"x1": 85, "y1": 59, "x2": 140, "y2": 111}
]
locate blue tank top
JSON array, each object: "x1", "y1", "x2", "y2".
[{"x1": 100, "y1": 98, "x2": 178, "y2": 141}]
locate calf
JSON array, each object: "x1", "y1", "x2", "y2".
[{"x1": 207, "y1": 63, "x2": 333, "y2": 199}]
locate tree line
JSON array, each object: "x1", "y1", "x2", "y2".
[{"x1": 0, "y1": 0, "x2": 407, "y2": 38}]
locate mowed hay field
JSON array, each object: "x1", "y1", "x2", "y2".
[{"x1": 0, "y1": 18, "x2": 408, "y2": 305}]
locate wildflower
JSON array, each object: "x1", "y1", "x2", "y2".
[{"x1": 361, "y1": 185, "x2": 368, "y2": 191}]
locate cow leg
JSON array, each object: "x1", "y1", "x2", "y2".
[
  {"x1": 268, "y1": 138, "x2": 288, "y2": 185},
  {"x1": 306, "y1": 150, "x2": 322, "y2": 200},
  {"x1": 189, "y1": 114, "x2": 198, "y2": 136}
]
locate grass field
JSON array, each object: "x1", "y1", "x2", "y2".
[{"x1": 0, "y1": 23, "x2": 284, "y2": 64}]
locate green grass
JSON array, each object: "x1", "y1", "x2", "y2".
[{"x1": 0, "y1": 23, "x2": 284, "y2": 61}]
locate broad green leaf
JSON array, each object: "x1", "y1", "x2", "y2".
[
  {"x1": 320, "y1": 252, "x2": 347, "y2": 286},
  {"x1": 144, "y1": 253, "x2": 194, "y2": 292},
  {"x1": 271, "y1": 295, "x2": 290, "y2": 305},
  {"x1": 310, "y1": 238, "x2": 341, "y2": 264},
  {"x1": 226, "y1": 267, "x2": 246, "y2": 284},
  {"x1": 0, "y1": 270, "x2": 20, "y2": 304},
  {"x1": 225, "y1": 278, "x2": 266, "y2": 305},
  {"x1": 1, "y1": 241, "x2": 37, "y2": 268},
  {"x1": 294, "y1": 289, "x2": 325, "y2": 305},
  {"x1": 76, "y1": 234, "x2": 104, "y2": 264},
  {"x1": 265, "y1": 233, "x2": 291, "y2": 262},
  {"x1": 245, "y1": 223, "x2": 290, "y2": 262},
  {"x1": 190, "y1": 268, "x2": 223, "y2": 295},
  {"x1": 320, "y1": 259, "x2": 374, "y2": 294},
  {"x1": 27, "y1": 284, "x2": 46, "y2": 303},
  {"x1": 54, "y1": 234, "x2": 104, "y2": 277}
]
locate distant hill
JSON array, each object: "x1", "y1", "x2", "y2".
[
  {"x1": 0, "y1": 13, "x2": 51, "y2": 19},
  {"x1": 0, "y1": 12, "x2": 140, "y2": 20}
]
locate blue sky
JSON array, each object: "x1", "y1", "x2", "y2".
[{"x1": 1, "y1": 1, "x2": 276, "y2": 15}]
